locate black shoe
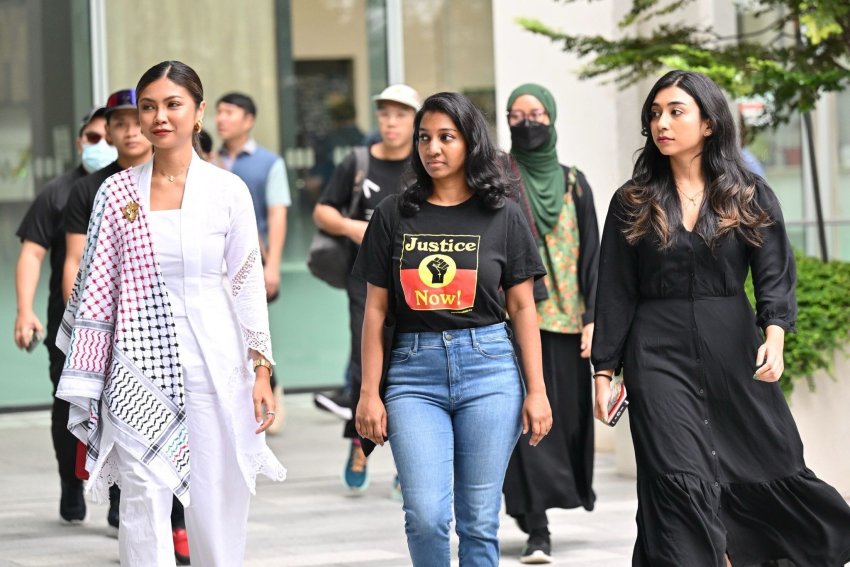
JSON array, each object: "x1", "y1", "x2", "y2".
[
  {"x1": 107, "y1": 484, "x2": 120, "y2": 532},
  {"x1": 313, "y1": 388, "x2": 352, "y2": 421},
  {"x1": 520, "y1": 528, "x2": 552, "y2": 564},
  {"x1": 60, "y1": 479, "x2": 86, "y2": 522}
]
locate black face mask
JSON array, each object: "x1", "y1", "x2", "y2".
[{"x1": 510, "y1": 120, "x2": 551, "y2": 151}]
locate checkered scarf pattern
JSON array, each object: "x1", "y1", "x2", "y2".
[{"x1": 57, "y1": 168, "x2": 189, "y2": 498}]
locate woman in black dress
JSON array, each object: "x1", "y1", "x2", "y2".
[{"x1": 591, "y1": 70, "x2": 850, "y2": 566}]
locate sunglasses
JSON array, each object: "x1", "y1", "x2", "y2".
[{"x1": 82, "y1": 131, "x2": 103, "y2": 144}]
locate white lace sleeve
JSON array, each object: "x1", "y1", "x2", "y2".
[
  {"x1": 240, "y1": 324, "x2": 273, "y2": 359},
  {"x1": 225, "y1": 181, "x2": 276, "y2": 365}
]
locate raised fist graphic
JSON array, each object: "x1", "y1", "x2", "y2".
[{"x1": 427, "y1": 257, "x2": 450, "y2": 284}]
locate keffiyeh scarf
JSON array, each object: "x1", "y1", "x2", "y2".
[{"x1": 56, "y1": 168, "x2": 190, "y2": 502}]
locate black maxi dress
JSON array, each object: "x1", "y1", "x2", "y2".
[
  {"x1": 592, "y1": 182, "x2": 850, "y2": 567},
  {"x1": 504, "y1": 167, "x2": 600, "y2": 520}
]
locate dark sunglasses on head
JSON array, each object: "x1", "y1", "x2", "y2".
[{"x1": 82, "y1": 131, "x2": 103, "y2": 144}]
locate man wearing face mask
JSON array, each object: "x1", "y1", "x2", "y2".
[
  {"x1": 12, "y1": 106, "x2": 112, "y2": 523},
  {"x1": 501, "y1": 84, "x2": 601, "y2": 564}
]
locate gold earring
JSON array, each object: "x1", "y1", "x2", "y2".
[{"x1": 195, "y1": 120, "x2": 203, "y2": 132}]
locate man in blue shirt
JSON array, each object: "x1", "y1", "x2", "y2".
[
  {"x1": 216, "y1": 92, "x2": 291, "y2": 435},
  {"x1": 216, "y1": 92, "x2": 291, "y2": 301}
]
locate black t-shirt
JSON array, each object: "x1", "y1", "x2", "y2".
[
  {"x1": 15, "y1": 165, "x2": 88, "y2": 347},
  {"x1": 64, "y1": 160, "x2": 122, "y2": 235},
  {"x1": 353, "y1": 194, "x2": 546, "y2": 332},
  {"x1": 318, "y1": 146, "x2": 409, "y2": 222}
]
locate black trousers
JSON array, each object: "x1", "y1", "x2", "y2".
[
  {"x1": 343, "y1": 275, "x2": 367, "y2": 439},
  {"x1": 48, "y1": 344, "x2": 79, "y2": 483},
  {"x1": 53, "y1": 345, "x2": 186, "y2": 524}
]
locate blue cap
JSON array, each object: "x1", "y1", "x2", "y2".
[{"x1": 105, "y1": 88, "x2": 138, "y2": 117}]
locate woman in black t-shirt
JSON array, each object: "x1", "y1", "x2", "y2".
[{"x1": 354, "y1": 92, "x2": 552, "y2": 566}]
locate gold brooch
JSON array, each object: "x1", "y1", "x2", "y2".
[{"x1": 122, "y1": 201, "x2": 140, "y2": 223}]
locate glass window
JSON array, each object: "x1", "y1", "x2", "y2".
[
  {"x1": 834, "y1": 90, "x2": 850, "y2": 260},
  {"x1": 737, "y1": 6, "x2": 807, "y2": 251},
  {"x1": 0, "y1": 0, "x2": 92, "y2": 407}
]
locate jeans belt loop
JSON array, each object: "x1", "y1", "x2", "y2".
[
  {"x1": 470, "y1": 326, "x2": 478, "y2": 349},
  {"x1": 412, "y1": 332, "x2": 419, "y2": 354}
]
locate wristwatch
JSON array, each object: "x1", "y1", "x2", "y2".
[{"x1": 252, "y1": 357, "x2": 273, "y2": 377}]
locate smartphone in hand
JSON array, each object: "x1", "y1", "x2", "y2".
[
  {"x1": 607, "y1": 380, "x2": 629, "y2": 427},
  {"x1": 25, "y1": 329, "x2": 43, "y2": 353}
]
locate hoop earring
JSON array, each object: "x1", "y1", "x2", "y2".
[{"x1": 195, "y1": 120, "x2": 203, "y2": 133}]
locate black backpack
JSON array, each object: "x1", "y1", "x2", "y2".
[{"x1": 307, "y1": 146, "x2": 370, "y2": 288}]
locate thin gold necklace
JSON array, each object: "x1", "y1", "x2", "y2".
[
  {"x1": 677, "y1": 187, "x2": 704, "y2": 207},
  {"x1": 154, "y1": 163, "x2": 186, "y2": 183}
]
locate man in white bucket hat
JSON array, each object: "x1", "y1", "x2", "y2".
[{"x1": 313, "y1": 84, "x2": 421, "y2": 495}]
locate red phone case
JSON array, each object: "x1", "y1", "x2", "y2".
[{"x1": 75, "y1": 441, "x2": 89, "y2": 480}]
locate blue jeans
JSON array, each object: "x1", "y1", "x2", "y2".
[{"x1": 385, "y1": 322, "x2": 524, "y2": 567}]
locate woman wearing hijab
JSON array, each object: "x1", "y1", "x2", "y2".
[{"x1": 502, "y1": 83, "x2": 600, "y2": 564}]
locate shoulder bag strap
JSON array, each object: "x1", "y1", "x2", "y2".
[{"x1": 346, "y1": 146, "x2": 370, "y2": 219}]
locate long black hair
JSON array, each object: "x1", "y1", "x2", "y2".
[
  {"x1": 136, "y1": 60, "x2": 205, "y2": 154},
  {"x1": 400, "y1": 92, "x2": 515, "y2": 215},
  {"x1": 623, "y1": 70, "x2": 771, "y2": 248}
]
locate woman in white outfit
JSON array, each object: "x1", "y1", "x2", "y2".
[{"x1": 57, "y1": 60, "x2": 286, "y2": 566}]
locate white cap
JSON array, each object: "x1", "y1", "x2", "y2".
[{"x1": 372, "y1": 84, "x2": 422, "y2": 112}]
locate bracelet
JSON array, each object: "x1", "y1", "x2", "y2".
[
  {"x1": 593, "y1": 372, "x2": 613, "y2": 381},
  {"x1": 253, "y1": 357, "x2": 273, "y2": 377}
]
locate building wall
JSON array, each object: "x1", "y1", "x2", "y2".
[
  {"x1": 292, "y1": 0, "x2": 371, "y2": 133},
  {"x1": 403, "y1": 0, "x2": 495, "y2": 101},
  {"x1": 492, "y1": 0, "x2": 639, "y2": 226},
  {"x1": 104, "y1": 0, "x2": 280, "y2": 152},
  {"x1": 492, "y1": 0, "x2": 736, "y2": 225}
]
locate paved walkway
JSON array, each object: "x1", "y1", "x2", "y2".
[{"x1": 0, "y1": 394, "x2": 639, "y2": 566}]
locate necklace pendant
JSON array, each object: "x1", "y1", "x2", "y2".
[{"x1": 167, "y1": 175, "x2": 175, "y2": 182}]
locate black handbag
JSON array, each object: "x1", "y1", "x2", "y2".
[{"x1": 307, "y1": 146, "x2": 369, "y2": 288}]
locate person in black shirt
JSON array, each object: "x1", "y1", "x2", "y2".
[
  {"x1": 592, "y1": 70, "x2": 850, "y2": 567},
  {"x1": 313, "y1": 84, "x2": 421, "y2": 493},
  {"x1": 13, "y1": 106, "x2": 108, "y2": 523},
  {"x1": 64, "y1": 89, "x2": 153, "y2": 300},
  {"x1": 354, "y1": 92, "x2": 553, "y2": 566}
]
